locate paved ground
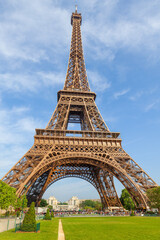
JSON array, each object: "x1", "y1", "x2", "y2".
[
  {"x1": 58, "y1": 219, "x2": 65, "y2": 240},
  {"x1": 0, "y1": 218, "x2": 21, "y2": 232}
]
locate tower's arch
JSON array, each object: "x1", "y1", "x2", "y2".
[{"x1": 15, "y1": 152, "x2": 148, "y2": 208}]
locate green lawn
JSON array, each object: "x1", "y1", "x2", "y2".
[
  {"x1": 1, "y1": 216, "x2": 160, "y2": 240},
  {"x1": 0, "y1": 219, "x2": 59, "y2": 240},
  {"x1": 62, "y1": 216, "x2": 160, "y2": 240}
]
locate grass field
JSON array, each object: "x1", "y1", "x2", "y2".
[
  {"x1": 0, "y1": 216, "x2": 160, "y2": 240},
  {"x1": 62, "y1": 216, "x2": 160, "y2": 240},
  {"x1": 0, "y1": 218, "x2": 59, "y2": 240}
]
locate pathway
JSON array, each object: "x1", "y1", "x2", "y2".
[
  {"x1": 0, "y1": 218, "x2": 21, "y2": 232},
  {"x1": 58, "y1": 219, "x2": 65, "y2": 240}
]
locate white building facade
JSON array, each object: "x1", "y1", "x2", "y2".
[{"x1": 46, "y1": 196, "x2": 101, "y2": 211}]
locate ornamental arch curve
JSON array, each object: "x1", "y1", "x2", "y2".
[{"x1": 16, "y1": 152, "x2": 148, "y2": 209}]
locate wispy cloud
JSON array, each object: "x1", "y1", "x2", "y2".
[
  {"x1": 83, "y1": 1, "x2": 160, "y2": 60},
  {"x1": 129, "y1": 91, "x2": 144, "y2": 101},
  {"x1": 0, "y1": 0, "x2": 70, "y2": 62},
  {"x1": 0, "y1": 71, "x2": 65, "y2": 93},
  {"x1": 0, "y1": 105, "x2": 45, "y2": 178},
  {"x1": 114, "y1": 89, "x2": 130, "y2": 99},
  {"x1": 87, "y1": 70, "x2": 111, "y2": 92},
  {"x1": 145, "y1": 99, "x2": 160, "y2": 112}
]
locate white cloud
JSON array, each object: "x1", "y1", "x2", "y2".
[
  {"x1": 0, "y1": 105, "x2": 45, "y2": 178},
  {"x1": 0, "y1": 106, "x2": 43, "y2": 144},
  {"x1": 0, "y1": 0, "x2": 70, "y2": 62},
  {"x1": 105, "y1": 116, "x2": 118, "y2": 123},
  {"x1": 83, "y1": 1, "x2": 160, "y2": 60},
  {"x1": 145, "y1": 99, "x2": 160, "y2": 112},
  {"x1": 0, "y1": 71, "x2": 65, "y2": 92},
  {"x1": 114, "y1": 88, "x2": 130, "y2": 99},
  {"x1": 129, "y1": 91, "x2": 144, "y2": 101},
  {"x1": 87, "y1": 70, "x2": 111, "y2": 92},
  {"x1": 1, "y1": 0, "x2": 160, "y2": 67}
]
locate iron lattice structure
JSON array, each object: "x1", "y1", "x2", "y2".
[{"x1": 2, "y1": 10, "x2": 157, "y2": 208}]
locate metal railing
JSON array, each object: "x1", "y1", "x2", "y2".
[
  {"x1": 35, "y1": 129, "x2": 120, "y2": 139},
  {"x1": 15, "y1": 223, "x2": 40, "y2": 232}
]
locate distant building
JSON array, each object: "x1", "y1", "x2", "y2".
[
  {"x1": 46, "y1": 196, "x2": 101, "y2": 211},
  {"x1": 67, "y1": 196, "x2": 79, "y2": 211},
  {"x1": 47, "y1": 196, "x2": 59, "y2": 210}
]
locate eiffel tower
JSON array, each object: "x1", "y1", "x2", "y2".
[{"x1": 2, "y1": 8, "x2": 157, "y2": 209}]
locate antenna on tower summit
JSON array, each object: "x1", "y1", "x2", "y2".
[{"x1": 75, "y1": 4, "x2": 78, "y2": 13}]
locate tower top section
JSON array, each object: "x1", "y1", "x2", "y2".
[
  {"x1": 64, "y1": 10, "x2": 90, "y2": 92},
  {"x1": 71, "y1": 9, "x2": 82, "y2": 25}
]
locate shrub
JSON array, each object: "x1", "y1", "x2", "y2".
[
  {"x1": 130, "y1": 210, "x2": 135, "y2": 216},
  {"x1": 16, "y1": 211, "x2": 20, "y2": 217},
  {"x1": 44, "y1": 209, "x2": 51, "y2": 220},
  {"x1": 51, "y1": 211, "x2": 54, "y2": 218},
  {"x1": 21, "y1": 202, "x2": 36, "y2": 232},
  {"x1": 5, "y1": 211, "x2": 10, "y2": 217}
]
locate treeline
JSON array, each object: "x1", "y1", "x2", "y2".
[
  {"x1": 80, "y1": 200, "x2": 102, "y2": 211},
  {"x1": 120, "y1": 187, "x2": 160, "y2": 213}
]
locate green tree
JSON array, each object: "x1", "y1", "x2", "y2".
[
  {"x1": 0, "y1": 180, "x2": 17, "y2": 210},
  {"x1": 44, "y1": 209, "x2": 51, "y2": 220},
  {"x1": 21, "y1": 202, "x2": 36, "y2": 232},
  {"x1": 59, "y1": 202, "x2": 68, "y2": 205},
  {"x1": 39, "y1": 199, "x2": 48, "y2": 207},
  {"x1": 120, "y1": 189, "x2": 135, "y2": 211},
  {"x1": 146, "y1": 186, "x2": 160, "y2": 213},
  {"x1": 15, "y1": 195, "x2": 28, "y2": 210},
  {"x1": 48, "y1": 205, "x2": 53, "y2": 210},
  {"x1": 80, "y1": 200, "x2": 102, "y2": 210},
  {"x1": 51, "y1": 211, "x2": 54, "y2": 218},
  {"x1": 95, "y1": 201, "x2": 102, "y2": 211}
]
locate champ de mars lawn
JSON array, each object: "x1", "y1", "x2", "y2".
[{"x1": 0, "y1": 217, "x2": 160, "y2": 240}]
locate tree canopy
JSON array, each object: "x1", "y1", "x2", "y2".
[
  {"x1": 39, "y1": 199, "x2": 48, "y2": 207},
  {"x1": 59, "y1": 202, "x2": 68, "y2": 205},
  {"x1": 48, "y1": 205, "x2": 53, "y2": 210},
  {"x1": 0, "y1": 180, "x2": 28, "y2": 211},
  {"x1": 0, "y1": 180, "x2": 17, "y2": 210},
  {"x1": 80, "y1": 200, "x2": 102, "y2": 211},
  {"x1": 146, "y1": 186, "x2": 160, "y2": 213},
  {"x1": 15, "y1": 195, "x2": 28, "y2": 210},
  {"x1": 120, "y1": 189, "x2": 135, "y2": 210}
]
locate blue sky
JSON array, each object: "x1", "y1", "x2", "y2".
[{"x1": 0, "y1": 0, "x2": 160, "y2": 202}]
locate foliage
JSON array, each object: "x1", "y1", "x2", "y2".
[
  {"x1": 0, "y1": 180, "x2": 28, "y2": 212},
  {"x1": 44, "y1": 209, "x2": 52, "y2": 220},
  {"x1": 21, "y1": 202, "x2": 36, "y2": 232},
  {"x1": 5, "y1": 211, "x2": 10, "y2": 217},
  {"x1": 40, "y1": 199, "x2": 48, "y2": 207},
  {"x1": 94, "y1": 201, "x2": 102, "y2": 211},
  {"x1": 120, "y1": 189, "x2": 135, "y2": 210},
  {"x1": 16, "y1": 210, "x2": 20, "y2": 217},
  {"x1": 146, "y1": 186, "x2": 160, "y2": 213},
  {"x1": 15, "y1": 195, "x2": 28, "y2": 210},
  {"x1": 48, "y1": 205, "x2": 53, "y2": 210},
  {"x1": 0, "y1": 180, "x2": 17, "y2": 210},
  {"x1": 130, "y1": 210, "x2": 135, "y2": 216},
  {"x1": 59, "y1": 202, "x2": 68, "y2": 205},
  {"x1": 80, "y1": 200, "x2": 102, "y2": 211},
  {"x1": 51, "y1": 211, "x2": 54, "y2": 218}
]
